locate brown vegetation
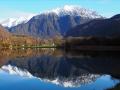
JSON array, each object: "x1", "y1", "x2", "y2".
[
  {"x1": 0, "y1": 25, "x2": 63, "y2": 48},
  {"x1": 0, "y1": 25, "x2": 12, "y2": 47}
]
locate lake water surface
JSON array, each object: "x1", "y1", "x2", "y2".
[{"x1": 0, "y1": 49, "x2": 120, "y2": 90}]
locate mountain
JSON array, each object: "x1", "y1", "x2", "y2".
[
  {"x1": 8, "y1": 5, "x2": 103, "y2": 38},
  {"x1": 0, "y1": 15, "x2": 34, "y2": 28},
  {"x1": 66, "y1": 14, "x2": 120, "y2": 37}
]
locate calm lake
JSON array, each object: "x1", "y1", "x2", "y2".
[{"x1": 0, "y1": 49, "x2": 120, "y2": 90}]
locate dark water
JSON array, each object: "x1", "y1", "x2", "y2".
[{"x1": 0, "y1": 49, "x2": 120, "y2": 90}]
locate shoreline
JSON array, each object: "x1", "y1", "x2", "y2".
[{"x1": 1, "y1": 45, "x2": 120, "y2": 51}]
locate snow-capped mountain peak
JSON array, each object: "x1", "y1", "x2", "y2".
[
  {"x1": 0, "y1": 15, "x2": 35, "y2": 28},
  {"x1": 46, "y1": 5, "x2": 102, "y2": 18}
]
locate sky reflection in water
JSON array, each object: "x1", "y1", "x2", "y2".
[{"x1": 0, "y1": 66, "x2": 119, "y2": 90}]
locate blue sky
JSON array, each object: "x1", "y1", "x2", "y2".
[{"x1": 0, "y1": 0, "x2": 120, "y2": 21}]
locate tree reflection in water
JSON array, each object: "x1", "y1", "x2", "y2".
[{"x1": 0, "y1": 48, "x2": 120, "y2": 89}]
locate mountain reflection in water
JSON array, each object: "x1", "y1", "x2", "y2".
[{"x1": 0, "y1": 49, "x2": 120, "y2": 90}]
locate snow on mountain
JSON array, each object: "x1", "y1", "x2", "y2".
[
  {"x1": 45, "y1": 5, "x2": 102, "y2": 18},
  {"x1": 0, "y1": 15, "x2": 35, "y2": 28},
  {"x1": 1, "y1": 5, "x2": 102, "y2": 28}
]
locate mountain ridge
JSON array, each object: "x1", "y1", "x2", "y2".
[{"x1": 7, "y1": 5, "x2": 103, "y2": 38}]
